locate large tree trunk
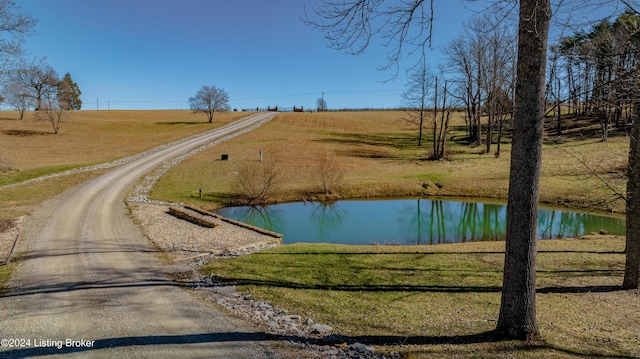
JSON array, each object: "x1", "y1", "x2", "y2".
[
  {"x1": 623, "y1": 100, "x2": 640, "y2": 289},
  {"x1": 496, "y1": 0, "x2": 550, "y2": 341}
]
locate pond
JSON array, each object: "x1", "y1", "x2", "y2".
[{"x1": 215, "y1": 198, "x2": 626, "y2": 245}]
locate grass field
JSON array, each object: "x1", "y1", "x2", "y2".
[
  {"x1": 0, "y1": 110, "x2": 248, "y2": 219},
  {"x1": 150, "y1": 111, "x2": 628, "y2": 215}
]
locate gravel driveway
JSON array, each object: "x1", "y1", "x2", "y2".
[{"x1": 0, "y1": 113, "x2": 281, "y2": 358}]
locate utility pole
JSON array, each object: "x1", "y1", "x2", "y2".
[
  {"x1": 321, "y1": 92, "x2": 325, "y2": 111},
  {"x1": 97, "y1": 97, "x2": 99, "y2": 111}
]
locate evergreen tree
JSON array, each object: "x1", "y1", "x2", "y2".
[{"x1": 58, "y1": 72, "x2": 82, "y2": 110}]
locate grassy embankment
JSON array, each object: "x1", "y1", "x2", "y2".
[
  {"x1": 0, "y1": 110, "x2": 248, "y2": 220},
  {"x1": 203, "y1": 239, "x2": 638, "y2": 358}
]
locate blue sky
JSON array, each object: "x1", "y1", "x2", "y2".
[
  {"x1": 16, "y1": 0, "x2": 483, "y2": 110},
  {"x1": 16, "y1": 1, "x2": 625, "y2": 110}
]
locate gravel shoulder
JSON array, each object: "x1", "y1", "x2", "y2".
[{"x1": 130, "y1": 202, "x2": 280, "y2": 263}]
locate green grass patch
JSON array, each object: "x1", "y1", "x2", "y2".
[
  {"x1": 202, "y1": 238, "x2": 639, "y2": 358},
  {"x1": 0, "y1": 263, "x2": 13, "y2": 294},
  {"x1": 0, "y1": 164, "x2": 84, "y2": 187},
  {"x1": 0, "y1": 168, "x2": 111, "y2": 220}
]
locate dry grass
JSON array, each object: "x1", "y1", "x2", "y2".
[
  {"x1": 0, "y1": 110, "x2": 247, "y2": 174},
  {"x1": 0, "y1": 168, "x2": 113, "y2": 220},
  {"x1": 151, "y1": 111, "x2": 628, "y2": 215},
  {"x1": 0, "y1": 110, "x2": 248, "y2": 219}
]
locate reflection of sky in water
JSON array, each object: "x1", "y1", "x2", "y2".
[{"x1": 215, "y1": 199, "x2": 626, "y2": 245}]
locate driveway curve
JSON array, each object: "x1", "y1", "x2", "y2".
[{"x1": 0, "y1": 113, "x2": 278, "y2": 358}]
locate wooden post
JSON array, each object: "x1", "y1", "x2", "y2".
[
  {"x1": 199, "y1": 188, "x2": 202, "y2": 199},
  {"x1": 260, "y1": 148, "x2": 263, "y2": 162}
]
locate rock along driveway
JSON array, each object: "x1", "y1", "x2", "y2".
[{"x1": 0, "y1": 113, "x2": 279, "y2": 358}]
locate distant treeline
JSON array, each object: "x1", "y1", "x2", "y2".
[{"x1": 239, "y1": 107, "x2": 468, "y2": 113}]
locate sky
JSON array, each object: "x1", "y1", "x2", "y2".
[{"x1": 15, "y1": 1, "x2": 627, "y2": 111}]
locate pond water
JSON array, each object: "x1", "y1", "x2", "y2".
[{"x1": 215, "y1": 198, "x2": 625, "y2": 245}]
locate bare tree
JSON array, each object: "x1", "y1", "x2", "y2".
[
  {"x1": 402, "y1": 60, "x2": 434, "y2": 146},
  {"x1": 431, "y1": 76, "x2": 451, "y2": 159},
  {"x1": 35, "y1": 85, "x2": 68, "y2": 134},
  {"x1": 317, "y1": 96, "x2": 327, "y2": 111},
  {"x1": 444, "y1": 35, "x2": 482, "y2": 145},
  {"x1": 304, "y1": 0, "x2": 435, "y2": 79},
  {"x1": 444, "y1": 10, "x2": 516, "y2": 150},
  {"x1": 480, "y1": 12, "x2": 516, "y2": 154},
  {"x1": 9, "y1": 57, "x2": 59, "y2": 110},
  {"x1": 316, "y1": 151, "x2": 346, "y2": 195},
  {"x1": 235, "y1": 156, "x2": 284, "y2": 205},
  {"x1": 188, "y1": 85, "x2": 230, "y2": 123},
  {"x1": 491, "y1": 88, "x2": 514, "y2": 158},
  {"x1": 0, "y1": 0, "x2": 36, "y2": 78},
  {"x1": 2, "y1": 80, "x2": 34, "y2": 119}
]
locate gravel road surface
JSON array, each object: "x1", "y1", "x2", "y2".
[{"x1": 0, "y1": 113, "x2": 279, "y2": 358}]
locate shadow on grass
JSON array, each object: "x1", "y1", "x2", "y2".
[
  {"x1": 248, "y1": 249, "x2": 623, "y2": 256},
  {"x1": 317, "y1": 132, "x2": 421, "y2": 150},
  {"x1": 2, "y1": 129, "x2": 53, "y2": 136},
  {"x1": 542, "y1": 113, "x2": 630, "y2": 144},
  {"x1": 220, "y1": 276, "x2": 503, "y2": 293},
  {"x1": 214, "y1": 276, "x2": 625, "y2": 295}
]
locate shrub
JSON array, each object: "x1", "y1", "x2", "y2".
[
  {"x1": 317, "y1": 152, "x2": 346, "y2": 195},
  {"x1": 235, "y1": 156, "x2": 284, "y2": 205}
]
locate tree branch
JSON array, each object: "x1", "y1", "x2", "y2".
[{"x1": 561, "y1": 148, "x2": 627, "y2": 203}]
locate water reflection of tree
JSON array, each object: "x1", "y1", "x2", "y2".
[
  {"x1": 538, "y1": 210, "x2": 583, "y2": 239},
  {"x1": 398, "y1": 200, "x2": 508, "y2": 245},
  {"x1": 537, "y1": 209, "x2": 625, "y2": 239},
  {"x1": 429, "y1": 200, "x2": 448, "y2": 244},
  {"x1": 396, "y1": 199, "x2": 625, "y2": 244},
  {"x1": 224, "y1": 205, "x2": 286, "y2": 233},
  {"x1": 309, "y1": 201, "x2": 346, "y2": 240},
  {"x1": 458, "y1": 202, "x2": 505, "y2": 242},
  {"x1": 398, "y1": 199, "x2": 429, "y2": 245}
]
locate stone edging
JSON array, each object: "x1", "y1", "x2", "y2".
[
  {"x1": 168, "y1": 206, "x2": 219, "y2": 228},
  {"x1": 185, "y1": 205, "x2": 283, "y2": 239}
]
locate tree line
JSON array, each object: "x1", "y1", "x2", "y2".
[
  {"x1": 404, "y1": 7, "x2": 640, "y2": 156},
  {"x1": 549, "y1": 10, "x2": 640, "y2": 140},
  {"x1": 0, "y1": 1, "x2": 82, "y2": 133}
]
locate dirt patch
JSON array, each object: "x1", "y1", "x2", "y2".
[
  {"x1": 0, "y1": 161, "x2": 14, "y2": 174},
  {"x1": 0, "y1": 219, "x2": 14, "y2": 232}
]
